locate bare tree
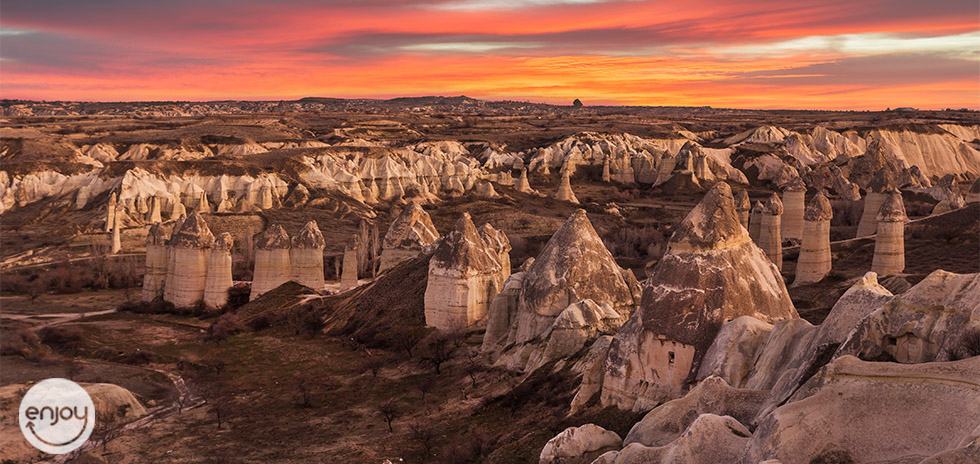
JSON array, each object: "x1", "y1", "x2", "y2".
[
  {"x1": 64, "y1": 357, "x2": 83, "y2": 381},
  {"x1": 415, "y1": 376, "x2": 435, "y2": 404},
  {"x1": 293, "y1": 371, "x2": 315, "y2": 408},
  {"x1": 392, "y1": 326, "x2": 428, "y2": 358},
  {"x1": 410, "y1": 420, "x2": 437, "y2": 456},
  {"x1": 364, "y1": 356, "x2": 385, "y2": 377},
  {"x1": 376, "y1": 399, "x2": 399, "y2": 433},
  {"x1": 92, "y1": 404, "x2": 131, "y2": 453},
  {"x1": 421, "y1": 334, "x2": 456, "y2": 375},
  {"x1": 191, "y1": 361, "x2": 231, "y2": 429}
]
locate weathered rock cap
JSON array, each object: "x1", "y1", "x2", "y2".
[
  {"x1": 803, "y1": 192, "x2": 833, "y2": 221},
  {"x1": 383, "y1": 201, "x2": 438, "y2": 249},
  {"x1": 431, "y1": 212, "x2": 499, "y2": 272},
  {"x1": 765, "y1": 193, "x2": 784, "y2": 215},
  {"x1": 877, "y1": 191, "x2": 907, "y2": 221},
  {"x1": 669, "y1": 183, "x2": 747, "y2": 252},
  {"x1": 292, "y1": 220, "x2": 326, "y2": 249},
  {"x1": 146, "y1": 223, "x2": 167, "y2": 246},
  {"x1": 213, "y1": 232, "x2": 234, "y2": 251},
  {"x1": 868, "y1": 169, "x2": 896, "y2": 193},
  {"x1": 734, "y1": 190, "x2": 750, "y2": 211},
  {"x1": 170, "y1": 213, "x2": 214, "y2": 248},
  {"x1": 750, "y1": 201, "x2": 764, "y2": 213},
  {"x1": 478, "y1": 222, "x2": 511, "y2": 254},
  {"x1": 255, "y1": 224, "x2": 290, "y2": 249},
  {"x1": 784, "y1": 177, "x2": 806, "y2": 192}
]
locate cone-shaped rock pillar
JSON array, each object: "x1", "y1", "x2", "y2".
[
  {"x1": 379, "y1": 202, "x2": 439, "y2": 271},
  {"x1": 166, "y1": 213, "x2": 214, "y2": 307},
  {"x1": 759, "y1": 194, "x2": 784, "y2": 270},
  {"x1": 748, "y1": 201, "x2": 764, "y2": 243},
  {"x1": 794, "y1": 192, "x2": 833, "y2": 285},
  {"x1": 105, "y1": 192, "x2": 117, "y2": 232},
  {"x1": 290, "y1": 221, "x2": 326, "y2": 291},
  {"x1": 856, "y1": 170, "x2": 895, "y2": 237},
  {"x1": 250, "y1": 224, "x2": 291, "y2": 300},
  {"x1": 871, "y1": 191, "x2": 906, "y2": 276},
  {"x1": 515, "y1": 169, "x2": 533, "y2": 194},
  {"x1": 170, "y1": 200, "x2": 186, "y2": 221},
  {"x1": 554, "y1": 169, "x2": 579, "y2": 204},
  {"x1": 600, "y1": 183, "x2": 796, "y2": 410},
  {"x1": 110, "y1": 206, "x2": 122, "y2": 254},
  {"x1": 781, "y1": 179, "x2": 806, "y2": 241},
  {"x1": 204, "y1": 233, "x2": 234, "y2": 308},
  {"x1": 734, "y1": 190, "x2": 750, "y2": 230},
  {"x1": 424, "y1": 213, "x2": 507, "y2": 331},
  {"x1": 147, "y1": 195, "x2": 162, "y2": 223},
  {"x1": 601, "y1": 157, "x2": 612, "y2": 182},
  {"x1": 340, "y1": 234, "x2": 360, "y2": 289},
  {"x1": 141, "y1": 224, "x2": 169, "y2": 302}
]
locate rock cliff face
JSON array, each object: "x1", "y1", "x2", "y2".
[
  {"x1": 379, "y1": 202, "x2": 439, "y2": 271},
  {"x1": 423, "y1": 213, "x2": 509, "y2": 331},
  {"x1": 600, "y1": 183, "x2": 797, "y2": 411}
]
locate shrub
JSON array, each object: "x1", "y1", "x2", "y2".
[
  {"x1": 247, "y1": 314, "x2": 272, "y2": 332},
  {"x1": 205, "y1": 313, "x2": 244, "y2": 345},
  {"x1": 37, "y1": 326, "x2": 85, "y2": 352},
  {"x1": 1, "y1": 328, "x2": 41, "y2": 357},
  {"x1": 223, "y1": 285, "x2": 250, "y2": 312},
  {"x1": 285, "y1": 304, "x2": 325, "y2": 338}
]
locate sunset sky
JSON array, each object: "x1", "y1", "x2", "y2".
[{"x1": 1, "y1": 0, "x2": 978, "y2": 109}]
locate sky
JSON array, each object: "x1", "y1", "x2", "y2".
[{"x1": 1, "y1": 0, "x2": 978, "y2": 109}]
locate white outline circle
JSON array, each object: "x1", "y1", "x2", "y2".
[{"x1": 19, "y1": 378, "x2": 96, "y2": 455}]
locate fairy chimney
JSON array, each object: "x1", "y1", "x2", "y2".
[
  {"x1": 290, "y1": 221, "x2": 326, "y2": 291},
  {"x1": 749, "y1": 201, "x2": 764, "y2": 243},
  {"x1": 204, "y1": 233, "x2": 234, "y2": 308},
  {"x1": 141, "y1": 224, "x2": 169, "y2": 302},
  {"x1": 379, "y1": 202, "x2": 439, "y2": 271},
  {"x1": 341, "y1": 234, "x2": 360, "y2": 289},
  {"x1": 423, "y1": 213, "x2": 506, "y2": 331},
  {"x1": 110, "y1": 206, "x2": 122, "y2": 254},
  {"x1": 856, "y1": 170, "x2": 894, "y2": 237},
  {"x1": 105, "y1": 192, "x2": 117, "y2": 232},
  {"x1": 871, "y1": 191, "x2": 907, "y2": 276},
  {"x1": 250, "y1": 224, "x2": 291, "y2": 300},
  {"x1": 554, "y1": 168, "x2": 579, "y2": 204},
  {"x1": 759, "y1": 194, "x2": 784, "y2": 270},
  {"x1": 146, "y1": 195, "x2": 162, "y2": 223},
  {"x1": 515, "y1": 169, "x2": 533, "y2": 194},
  {"x1": 734, "y1": 190, "x2": 751, "y2": 230},
  {"x1": 165, "y1": 213, "x2": 214, "y2": 307},
  {"x1": 781, "y1": 178, "x2": 806, "y2": 241},
  {"x1": 794, "y1": 192, "x2": 833, "y2": 285}
]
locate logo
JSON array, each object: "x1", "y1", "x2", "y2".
[{"x1": 19, "y1": 378, "x2": 95, "y2": 455}]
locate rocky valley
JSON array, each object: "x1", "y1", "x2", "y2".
[{"x1": 1, "y1": 99, "x2": 979, "y2": 463}]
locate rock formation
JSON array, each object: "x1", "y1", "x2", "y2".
[
  {"x1": 871, "y1": 190, "x2": 906, "y2": 276},
  {"x1": 540, "y1": 424, "x2": 622, "y2": 464},
  {"x1": 748, "y1": 201, "x2": 763, "y2": 242},
  {"x1": 170, "y1": 199, "x2": 186, "y2": 221},
  {"x1": 855, "y1": 169, "x2": 894, "y2": 237},
  {"x1": 838, "y1": 270, "x2": 979, "y2": 363},
  {"x1": 110, "y1": 206, "x2": 122, "y2": 254},
  {"x1": 146, "y1": 195, "x2": 162, "y2": 223},
  {"x1": 290, "y1": 221, "x2": 325, "y2": 290},
  {"x1": 483, "y1": 209, "x2": 636, "y2": 367},
  {"x1": 780, "y1": 178, "x2": 806, "y2": 241},
  {"x1": 379, "y1": 202, "x2": 439, "y2": 271},
  {"x1": 734, "y1": 190, "x2": 750, "y2": 229},
  {"x1": 794, "y1": 192, "x2": 833, "y2": 285},
  {"x1": 514, "y1": 168, "x2": 533, "y2": 194},
  {"x1": 141, "y1": 224, "x2": 168, "y2": 301},
  {"x1": 554, "y1": 169, "x2": 579, "y2": 204},
  {"x1": 204, "y1": 233, "x2": 233, "y2": 308},
  {"x1": 104, "y1": 192, "x2": 117, "y2": 232},
  {"x1": 250, "y1": 224, "x2": 291, "y2": 300},
  {"x1": 340, "y1": 234, "x2": 360, "y2": 289},
  {"x1": 165, "y1": 213, "x2": 214, "y2": 307},
  {"x1": 599, "y1": 183, "x2": 796, "y2": 411},
  {"x1": 757, "y1": 194, "x2": 783, "y2": 270},
  {"x1": 423, "y1": 213, "x2": 507, "y2": 330}
]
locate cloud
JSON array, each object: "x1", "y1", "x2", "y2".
[{"x1": 0, "y1": 0, "x2": 977, "y2": 108}]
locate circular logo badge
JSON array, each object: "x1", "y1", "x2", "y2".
[{"x1": 19, "y1": 378, "x2": 95, "y2": 455}]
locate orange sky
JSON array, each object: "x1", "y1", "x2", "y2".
[{"x1": 1, "y1": 0, "x2": 978, "y2": 109}]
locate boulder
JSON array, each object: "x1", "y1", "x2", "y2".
[{"x1": 539, "y1": 424, "x2": 622, "y2": 464}]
